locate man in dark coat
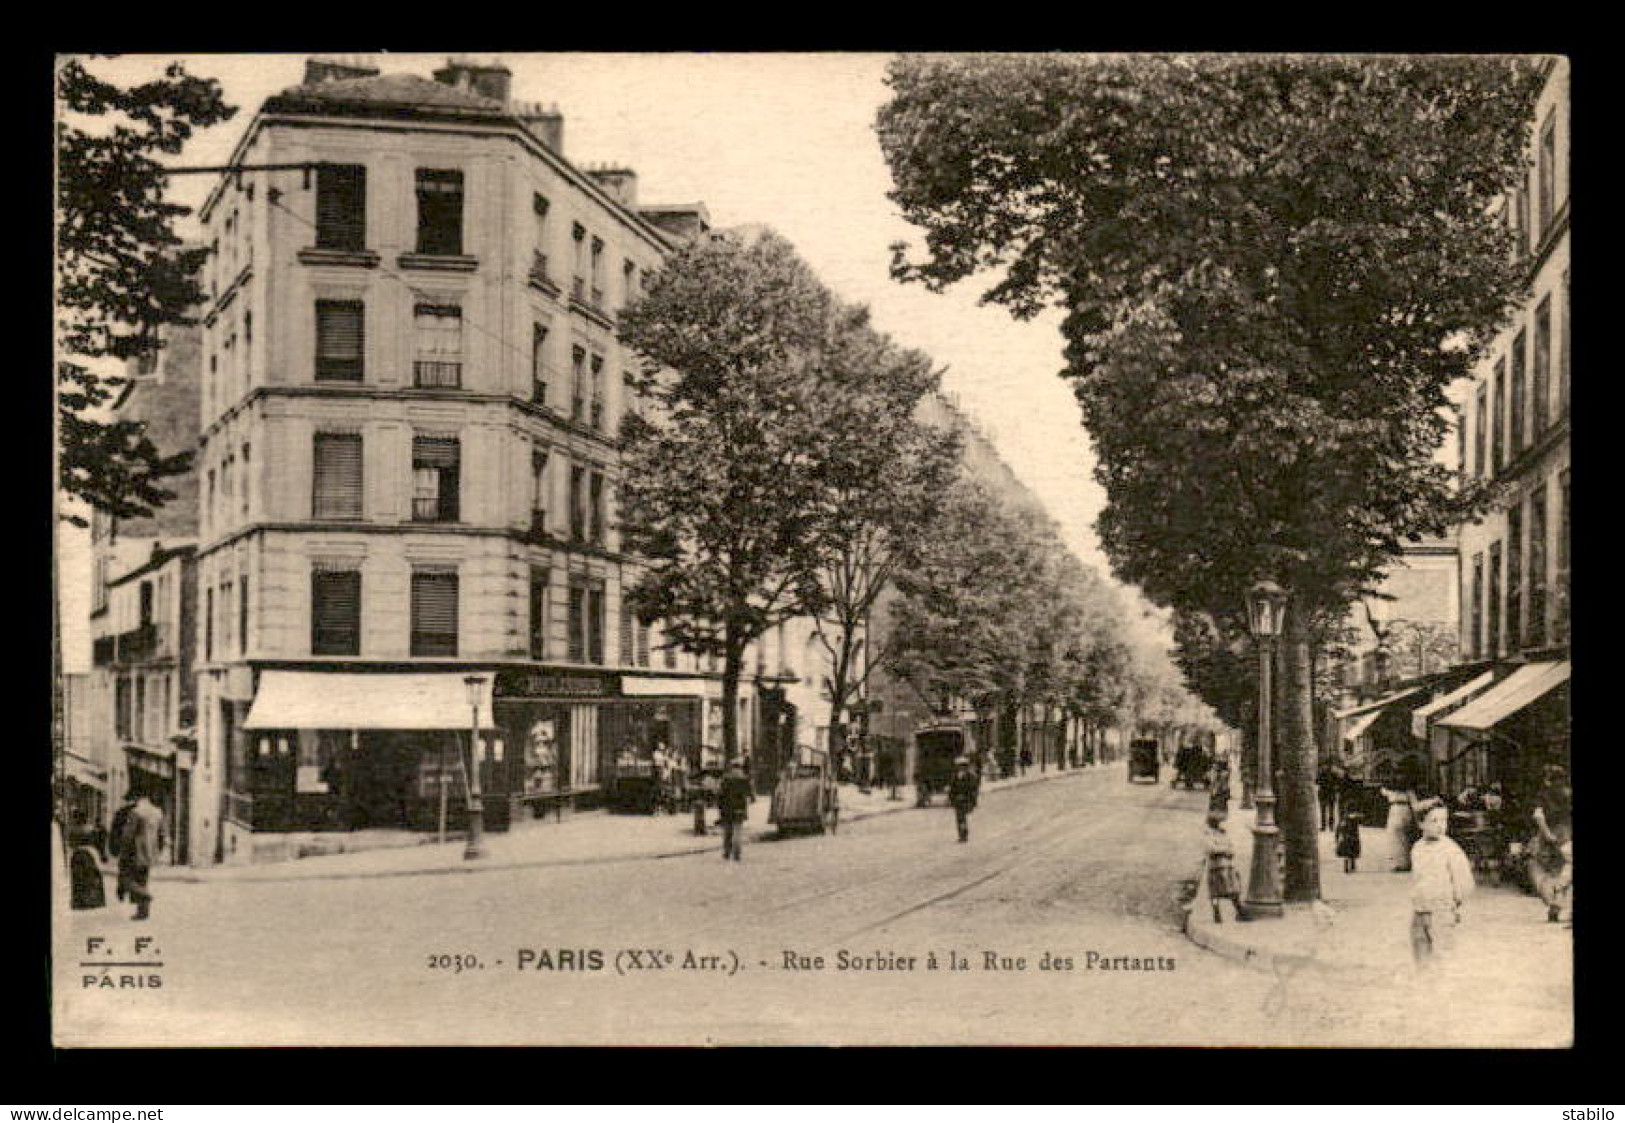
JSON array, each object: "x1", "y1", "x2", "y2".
[
  {"x1": 948, "y1": 756, "x2": 980, "y2": 843},
  {"x1": 110, "y1": 790, "x2": 138, "y2": 903},
  {"x1": 717, "y1": 762, "x2": 751, "y2": 862},
  {"x1": 116, "y1": 792, "x2": 167, "y2": 920}
]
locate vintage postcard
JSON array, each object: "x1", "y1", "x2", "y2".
[{"x1": 52, "y1": 52, "x2": 1572, "y2": 1047}]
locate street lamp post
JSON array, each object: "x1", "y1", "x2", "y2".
[
  {"x1": 1243, "y1": 579, "x2": 1289, "y2": 919},
  {"x1": 463, "y1": 674, "x2": 488, "y2": 861}
]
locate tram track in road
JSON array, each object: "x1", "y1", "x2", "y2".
[{"x1": 706, "y1": 775, "x2": 1142, "y2": 952}]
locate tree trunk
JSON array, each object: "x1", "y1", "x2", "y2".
[
  {"x1": 722, "y1": 630, "x2": 744, "y2": 764},
  {"x1": 1279, "y1": 608, "x2": 1321, "y2": 903}
]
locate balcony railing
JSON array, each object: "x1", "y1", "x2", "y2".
[
  {"x1": 92, "y1": 635, "x2": 116, "y2": 667},
  {"x1": 414, "y1": 360, "x2": 463, "y2": 389},
  {"x1": 529, "y1": 249, "x2": 556, "y2": 290},
  {"x1": 112, "y1": 621, "x2": 173, "y2": 664}
]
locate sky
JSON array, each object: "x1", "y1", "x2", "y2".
[{"x1": 57, "y1": 52, "x2": 1168, "y2": 673}]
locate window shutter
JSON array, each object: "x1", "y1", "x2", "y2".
[
  {"x1": 619, "y1": 599, "x2": 633, "y2": 665},
  {"x1": 411, "y1": 571, "x2": 459, "y2": 656},
  {"x1": 313, "y1": 433, "x2": 363, "y2": 520},
  {"x1": 568, "y1": 587, "x2": 585, "y2": 662},
  {"x1": 315, "y1": 301, "x2": 364, "y2": 381},
  {"x1": 311, "y1": 569, "x2": 361, "y2": 655},
  {"x1": 316, "y1": 165, "x2": 366, "y2": 251}
]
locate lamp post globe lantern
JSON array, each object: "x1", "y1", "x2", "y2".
[
  {"x1": 463, "y1": 674, "x2": 488, "y2": 861},
  {"x1": 1243, "y1": 578, "x2": 1289, "y2": 918}
]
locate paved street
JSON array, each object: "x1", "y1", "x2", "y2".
[{"x1": 55, "y1": 767, "x2": 1570, "y2": 1047}]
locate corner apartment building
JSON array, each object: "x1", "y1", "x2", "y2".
[
  {"x1": 1426, "y1": 57, "x2": 1571, "y2": 804},
  {"x1": 84, "y1": 322, "x2": 204, "y2": 862},
  {"x1": 192, "y1": 58, "x2": 733, "y2": 863}
]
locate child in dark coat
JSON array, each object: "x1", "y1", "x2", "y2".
[{"x1": 1335, "y1": 810, "x2": 1363, "y2": 873}]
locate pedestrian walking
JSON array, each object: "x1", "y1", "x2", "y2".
[
  {"x1": 948, "y1": 755, "x2": 980, "y2": 843},
  {"x1": 116, "y1": 790, "x2": 167, "y2": 921},
  {"x1": 66, "y1": 809, "x2": 107, "y2": 911},
  {"x1": 1380, "y1": 781, "x2": 1418, "y2": 872},
  {"x1": 1409, "y1": 802, "x2": 1474, "y2": 969},
  {"x1": 717, "y1": 762, "x2": 751, "y2": 862},
  {"x1": 1203, "y1": 812, "x2": 1244, "y2": 923},
  {"x1": 1528, "y1": 764, "x2": 1572, "y2": 923},
  {"x1": 1335, "y1": 809, "x2": 1363, "y2": 873},
  {"x1": 1317, "y1": 763, "x2": 1343, "y2": 831},
  {"x1": 110, "y1": 790, "x2": 138, "y2": 903}
]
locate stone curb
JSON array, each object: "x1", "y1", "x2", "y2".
[{"x1": 152, "y1": 763, "x2": 1089, "y2": 886}]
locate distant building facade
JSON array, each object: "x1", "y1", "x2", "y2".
[{"x1": 85, "y1": 320, "x2": 204, "y2": 862}]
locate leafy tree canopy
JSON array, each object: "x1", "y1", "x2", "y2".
[{"x1": 57, "y1": 56, "x2": 236, "y2": 524}]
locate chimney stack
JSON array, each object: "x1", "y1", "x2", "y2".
[
  {"x1": 304, "y1": 56, "x2": 381, "y2": 85},
  {"x1": 515, "y1": 100, "x2": 564, "y2": 153},
  {"x1": 433, "y1": 56, "x2": 512, "y2": 104},
  {"x1": 586, "y1": 166, "x2": 638, "y2": 208}
]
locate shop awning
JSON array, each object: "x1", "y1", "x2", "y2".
[
  {"x1": 621, "y1": 675, "x2": 712, "y2": 698},
  {"x1": 243, "y1": 671, "x2": 495, "y2": 731},
  {"x1": 1438, "y1": 661, "x2": 1569, "y2": 732},
  {"x1": 1342, "y1": 710, "x2": 1383, "y2": 744},
  {"x1": 1410, "y1": 671, "x2": 1497, "y2": 738},
  {"x1": 1332, "y1": 685, "x2": 1422, "y2": 722}
]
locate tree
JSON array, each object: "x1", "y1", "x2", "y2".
[
  {"x1": 879, "y1": 53, "x2": 1540, "y2": 901},
  {"x1": 56, "y1": 56, "x2": 236, "y2": 525},
  {"x1": 806, "y1": 309, "x2": 962, "y2": 762},
  {"x1": 887, "y1": 478, "x2": 1051, "y2": 734},
  {"x1": 617, "y1": 229, "x2": 847, "y2": 764}
]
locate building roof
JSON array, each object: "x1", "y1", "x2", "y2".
[{"x1": 265, "y1": 73, "x2": 508, "y2": 118}]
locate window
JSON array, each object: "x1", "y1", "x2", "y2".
[
  {"x1": 568, "y1": 585, "x2": 586, "y2": 662},
  {"x1": 1560, "y1": 270, "x2": 1570, "y2": 417},
  {"x1": 531, "y1": 323, "x2": 550, "y2": 405},
  {"x1": 1533, "y1": 296, "x2": 1551, "y2": 439},
  {"x1": 636, "y1": 619, "x2": 649, "y2": 668},
  {"x1": 139, "y1": 581, "x2": 153, "y2": 628},
  {"x1": 1491, "y1": 361, "x2": 1505, "y2": 474},
  {"x1": 414, "y1": 304, "x2": 462, "y2": 388},
  {"x1": 571, "y1": 347, "x2": 586, "y2": 422},
  {"x1": 530, "y1": 446, "x2": 549, "y2": 534},
  {"x1": 221, "y1": 456, "x2": 234, "y2": 522},
  {"x1": 206, "y1": 470, "x2": 215, "y2": 533},
  {"x1": 205, "y1": 586, "x2": 214, "y2": 660},
  {"x1": 239, "y1": 573, "x2": 249, "y2": 656},
  {"x1": 571, "y1": 223, "x2": 587, "y2": 301},
  {"x1": 241, "y1": 443, "x2": 251, "y2": 517},
  {"x1": 569, "y1": 464, "x2": 586, "y2": 541},
  {"x1": 1556, "y1": 468, "x2": 1570, "y2": 639},
  {"x1": 410, "y1": 569, "x2": 459, "y2": 657},
  {"x1": 1510, "y1": 175, "x2": 1529, "y2": 257},
  {"x1": 1528, "y1": 485, "x2": 1548, "y2": 648},
  {"x1": 220, "y1": 579, "x2": 233, "y2": 654},
  {"x1": 115, "y1": 679, "x2": 130, "y2": 740},
  {"x1": 589, "y1": 470, "x2": 604, "y2": 545},
  {"x1": 589, "y1": 354, "x2": 605, "y2": 430},
  {"x1": 1474, "y1": 384, "x2": 1487, "y2": 480},
  {"x1": 531, "y1": 193, "x2": 551, "y2": 281},
  {"x1": 312, "y1": 433, "x2": 363, "y2": 520},
  {"x1": 588, "y1": 588, "x2": 604, "y2": 665},
  {"x1": 415, "y1": 169, "x2": 464, "y2": 256},
  {"x1": 1506, "y1": 504, "x2": 1523, "y2": 652},
  {"x1": 311, "y1": 567, "x2": 361, "y2": 656},
  {"x1": 315, "y1": 164, "x2": 366, "y2": 251},
  {"x1": 663, "y1": 627, "x2": 677, "y2": 670},
  {"x1": 1509, "y1": 332, "x2": 1526, "y2": 454},
  {"x1": 1455, "y1": 404, "x2": 1467, "y2": 486},
  {"x1": 623, "y1": 260, "x2": 637, "y2": 309},
  {"x1": 590, "y1": 237, "x2": 604, "y2": 307},
  {"x1": 1487, "y1": 542, "x2": 1502, "y2": 659},
  {"x1": 528, "y1": 566, "x2": 548, "y2": 660},
  {"x1": 315, "y1": 300, "x2": 364, "y2": 382},
  {"x1": 619, "y1": 598, "x2": 634, "y2": 666},
  {"x1": 1538, "y1": 109, "x2": 1557, "y2": 235},
  {"x1": 411, "y1": 435, "x2": 460, "y2": 522}
]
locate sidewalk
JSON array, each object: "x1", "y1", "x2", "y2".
[
  {"x1": 152, "y1": 760, "x2": 1086, "y2": 884},
  {"x1": 1185, "y1": 810, "x2": 1575, "y2": 987}
]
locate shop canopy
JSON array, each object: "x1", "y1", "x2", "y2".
[
  {"x1": 1410, "y1": 671, "x2": 1497, "y2": 739},
  {"x1": 1437, "y1": 661, "x2": 1569, "y2": 732},
  {"x1": 1342, "y1": 710, "x2": 1383, "y2": 744},
  {"x1": 243, "y1": 671, "x2": 495, "y2": 731},
  {"x1": 1332, "y1": 685, "x2": 1423, "y2": 723}
]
